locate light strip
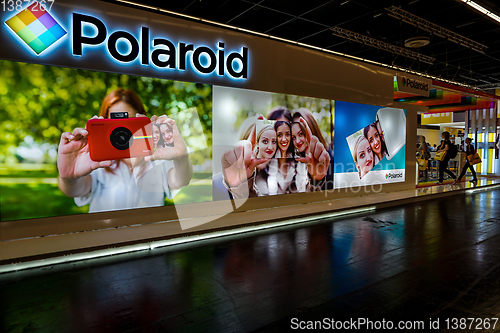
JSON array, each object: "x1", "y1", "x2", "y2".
[
  {"x1": 149, "y1": 206, "x2": 376, "y2": 249},
  {"x1": 466, "y1": 183, "x2": 500, "y2": 194},
  {"x1": 0, "y1": 244, "x2": 151, "y2": 274},
  {"x1": 461, "y1": 0, "x2": 500, "y2": 24},
  {"x1": 113, "y1": 0, "x2": 476, "y2": 90},
  {"x1": 0, "y1": 206, "x2": 376, "y2": 274}
]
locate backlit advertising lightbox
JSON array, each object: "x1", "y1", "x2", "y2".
[
  {"x1": 0, "y1": 1, "x2": 409, "y2": 225},
  {"x1": 212, "y1": 86, "x2": 334, "y2": 201},
  {"x1": 334, "y1": 101, "x2": 406, "y2": 189},
  {"x1": 0, "y1": 59, "x2": 212, "y2": 221}
]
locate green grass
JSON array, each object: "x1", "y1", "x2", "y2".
[
  {"x1": 0, "y1": 163, "x2": 58, "y2": 178},
  {"x1": 0, "y1": 183, "x2": 89, "y2": 221},
  {"x1": 0, "y1": 164, "x2": 210, "y2": 179},
  {"x1": 165, "y1": 180, "x2": 212, "y2": 205},
  {"x1": 0, "y1": 163, "x2": 212, "y2": 221},
  {"x1": 192, "y1": 172, "x2": 212, "y2": 179},
  {"x1": 1, "y1": 179, "x2": 212, "y2": 221}
]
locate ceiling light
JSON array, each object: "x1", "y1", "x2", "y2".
[
  {"x1": 386, "y1": 6, "x2": 488, "y2": 53},
  {"x1": 461, "y1": 0, "x2": 500, "y2": 24},
  {"x1": 488, "y1": 13, "x2": 500, "y2": 22},
  {"x1": 467, "y1": 1, "x2": 489, "y2": 14},
  {"x1": 331, "y1": 26, "x2": 435, "y2": 64},
  {"x1": 404, "y1": 36, "x2": 430, "y2": 48}
]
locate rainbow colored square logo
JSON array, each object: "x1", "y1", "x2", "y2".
[{"x1": 4, "y1": 2, "x2": 66, "y2": 55}]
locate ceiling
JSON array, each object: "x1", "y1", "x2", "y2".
[{"x1": 114, "y1": 0, "x2": 500, "y2": 91}]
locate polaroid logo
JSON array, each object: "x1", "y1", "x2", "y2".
[
  {"x1": 385, "y1": 172, "x2": 403, "y2": 179},
  {"x1": 72, "y1": 13, "x2": 248, "y2": 79},
  {"x1": 4, "y1": 3, "x2": 67, "y2": 55},
  {"x1": 401, "y1": 77, "x2": 428, "y2": 92}
]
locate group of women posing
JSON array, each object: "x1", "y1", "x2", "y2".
[
  {"x1": 219, "y1": 107, "x2": 334, "y2": 199},
  {"x1": 352, "y1": 121, "x2": 388, "y2": 179}
]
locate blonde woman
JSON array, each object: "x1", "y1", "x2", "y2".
[
  {"x1": 353, "y1": 136, "x2": 374, "y2": 179},
  {"x1": 253, "y1": 124, "x2": 277, "y2": 159}
]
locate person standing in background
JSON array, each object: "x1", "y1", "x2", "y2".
[
  {"x1": 417, "y1": 136, "x2": 430, "y2": 180},
  {"x1": 454, "y1": 137, "x2": 478, "y2": 184},
  {"x1": 435, "y1": 132, "x2": 457, "y2": 185}
]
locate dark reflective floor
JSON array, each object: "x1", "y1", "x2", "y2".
[{"x1": 2, "y1": 189, "x2": 500, "y2": 332}]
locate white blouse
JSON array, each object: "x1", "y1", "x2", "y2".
[
  {"x1": 254, "y1": 159, "x2": 308, "y2": 195},
  {"x1": 75, "y1": 160, "x2": 175, "y2": 213}
]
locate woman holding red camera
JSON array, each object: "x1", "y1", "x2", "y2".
[{"x1": 57, "y1": 88, "x2": 192, "y2": 213}]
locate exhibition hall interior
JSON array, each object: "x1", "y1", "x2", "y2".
[{"x1": 1, "y1": 0, "x2": 500, "y2": 331}]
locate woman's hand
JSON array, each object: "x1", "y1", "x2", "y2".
[
  {"x1": 57, "y1": 120, "x2": 112, "y2": 180},
  {"x1": 145, "y1": 115, "x2": 188, "y2": 161},
  {"x1": 295, "y1": 117, "x2": 330, "y2": 181},
  {"x1": 221, "y1": 119, "x2": 268, "y2": 188}
]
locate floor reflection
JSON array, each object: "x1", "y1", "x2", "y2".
[{"x1": 2, "y1": 189, "x2": 500, "y2": 332}]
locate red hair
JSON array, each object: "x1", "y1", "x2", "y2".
[{"x1": 99, "y1": 88, "x2": 146, "y2": 118}]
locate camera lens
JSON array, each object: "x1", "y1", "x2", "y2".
[{"x1": 110, "y1": 127, "x2": 133, "y2": 150}]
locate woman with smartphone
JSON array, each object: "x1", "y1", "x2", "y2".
[{"x1": 57, "y1": 88, "x2": 192, "y2": 213}]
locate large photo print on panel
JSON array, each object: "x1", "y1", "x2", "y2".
[
  {"x1": 334, "y1": 101, "x2": 406, "y2": 188},
  {"x1": 0, "y1": 60, "x2": 212, "y2": 221},
  {"x1": 212, "y1": 86, "x2": 334, "y2": 201}
]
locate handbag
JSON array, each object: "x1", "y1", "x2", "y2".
[
  {"x1": 467, "y1": 153, "x2": 482, "y2": 165},
  {"x1": 417, "y1": 158, "x2": 427, "y2": 171},
  {"x1": 434, "y1": 151, "x2": 447, "y2": 161}
]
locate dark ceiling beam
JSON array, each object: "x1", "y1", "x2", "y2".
[
  {"x1": 330, "y1": 26, "x2": 435, "y2": 64},
  {"x1": 264, "y1": 0, "x2": 335, "y2": 34},
  {"x1": 385, "y1": 6, "x2": 488, "y2": 53},
  {"x1": 226, "y1": 0, "x2": 265, "y2": 24}
]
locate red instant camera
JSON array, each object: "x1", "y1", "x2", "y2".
[{"x1": 87, "y1": 113, "x2": 153, "y2": 162}]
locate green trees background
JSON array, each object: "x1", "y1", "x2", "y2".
[
  {"x1": 0, "y1": 60, "x2": 213, "y2": 221},
  {"x1": 0, "y1": 60, "x2": 212, "y2": 160}
]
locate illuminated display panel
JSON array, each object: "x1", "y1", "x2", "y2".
[
  {"x1": 211, "y1": 86, "x2": 334, "y2": 201},
  {"x1": 0, "y1": 59, "x2": 212, "y2": 221},
  {"x1": 0, "y1": 2, "x2": 409, "y2": 224},
  {"x1": 334, "y1": 101, "x2": 407, "y2": 188}
]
